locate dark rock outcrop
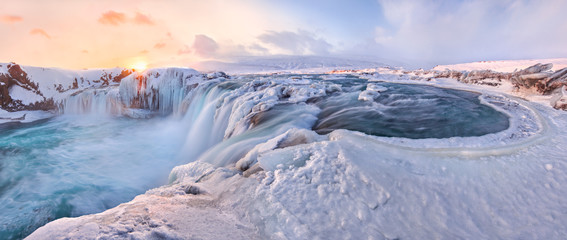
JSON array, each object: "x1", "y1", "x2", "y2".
[
  {"x1": 551, "y1": 86, "x2": 567, "y2": 110},
  {"x1": 0, "y1": 63, "x2": 45, "y2": 111}
]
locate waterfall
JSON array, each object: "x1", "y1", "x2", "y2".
[
  {"x1": 58, "y1": 70, "x2": 523, "y2": 169},
  {"x1": 62, "y1": 88, "x2": 124, "y2": 115},
  {"x1": 62, "y1": 68, "x2": 205, "y2": 117},
  {"x1": 58, "y1": 71, "x2": 328, "y2": 168}
]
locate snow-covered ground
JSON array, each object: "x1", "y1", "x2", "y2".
[
  {"x1": 1, "y1": 58, "x2": 566, "y2": 239},
  {"x1": 434, "y1": 58, "x2": 567, "y2": 72}
]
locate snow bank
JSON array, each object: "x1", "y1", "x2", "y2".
[{"x1": 26, "y1": 183, "x2": 260, "y2": 240}]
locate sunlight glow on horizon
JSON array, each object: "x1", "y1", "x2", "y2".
[{"x1": 129, "y1": 60, "x2": 148, "y2": 72}]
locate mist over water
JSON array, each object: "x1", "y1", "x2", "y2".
[
  {"x1": 0, "y1": 74, "x2": 511, "y2": 239},
  {"x1": 0, "y1": 116, "x2": 187, "y2": 239}
]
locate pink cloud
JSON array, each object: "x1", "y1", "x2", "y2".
[
  {"x1": 1, "y1": 15, "x2": 23, "y2": 24},
  {"x1": 154, "y1": 43, "x2": 166, "y2": 49},
  {"x1": 192, "y1": 34, "x2": 219, "y2": 58},
  {"x1": 98, "y1": 11, "x2": 126, "y2": 25},
  {"x1": 29, "y1": 28, "x2": 51, "y2": 39},
  {"x1": 133, "y1": 12, "x2": 154, "y2": 25}
]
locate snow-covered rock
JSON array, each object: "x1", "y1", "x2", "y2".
[
  {"x1": 433, "y1": 58, "x2": 567, "y2": 72},
  {"x1": 0, "y1": 62, "x2": 132, "y2": 113},
  {"x1": 551, "y1": 86, "x2": 567, "y2": 110},
  {"x1": 429, "y1": 63, "x2": 567, "y2": 110}
]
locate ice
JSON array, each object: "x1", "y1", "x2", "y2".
[
  {"x1": 0, "y1": 60, "x2": 566, "y2": 239},
  {"x1": 358, "y1": 83, "x2": 388, "y2": 101},
  {"x1": 0, "y1": 110, "x2": 54, "y2": 124},
  {"x1": 118, "y1": 68, "x2": 203, "y2": 115}
]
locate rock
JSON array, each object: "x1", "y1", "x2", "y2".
[
  {"x1": 544, "y1": 67, "x2": 567, "y2": 92},
  {"x1": 432, "y1": 63, "x2": 567, "y2": 111},
  {"x1": 518, "y1": 72, "x2": 551, "y2": 88},
  {"x1": 207, "y1": 71, "x2": 229, "y2": 80},
  {"x1": 551, "y1": 86, "x2": 567, "y2": 110},
  {"x1": 0, "y1": 63, "x2": 45, "y2": 111},
  {"x1": 516, "y1": 63, "x2": 553, "y2": 74}
]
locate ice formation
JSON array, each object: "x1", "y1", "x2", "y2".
[{"x1": 0, "y1": 60, "x2": 566, "y2": 239}]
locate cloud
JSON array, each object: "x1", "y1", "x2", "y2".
[
  {"x1": 133, "y1": 12, "x2": 154, "y2": 25},
  {"x1": 258, "y1": 29, "x2": 332, "y2": 55},
  {"x1": 154, "y1": 43, "x2": 166, "y2": 49},
  {"x1": 248, "y1": 43, "x2": 269, "y2": 54},
  {"x1": 98, "y1": 11, "x2": 156, "y2": 26},
  {"x1": 139, "y1": 50, "x2": 149, "y2": 54},
  {"x1": 1, "y1": 15, "x2": 23, "y2": 24},
  {"x1": 192, "y1": 34, "x2": 219, "y2": 58},
  {"x1": 177, "y1": 45, "x2": 192, "y2": 55},
  {"x1": 374, "y1": 0, "x2": 567, "y2": 66},
  {"x1": 29, "y1": 28, "x2": 51, "y2": 39},
  {"x1": 81, "y1": 50, "x2": 89, "y2": 54},
  {"x1": 98, "y1": 11, "x2": 126, "y2": 25}
]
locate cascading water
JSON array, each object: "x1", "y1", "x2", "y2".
[{"x1": 0, "y1": 71, "x2": 519, "y2": 240}]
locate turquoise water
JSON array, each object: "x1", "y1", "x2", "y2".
[
  {"x1": 0, "y1": 75, "x2": 511, "y2": 239},
  {"x1": 313, "y1": 80, "x2": 510, "y2": 138},
  {"x1": 0, "y1": 116, "x2": 186, "y2": 239}
]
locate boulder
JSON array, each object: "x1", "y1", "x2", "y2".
[
  {"x1": 544, "y1": 67, "x2": 567, "y2": 92},
  {"x1": 516, "y1": 63, "x2": 553, "y2": 75},
  {"x1": 551, "y1": 86, "x2": 567, "y2": 110}
]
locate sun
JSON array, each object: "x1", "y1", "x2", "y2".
[{"x1": 130, "y1": 61, "x2": 148, "y2": 71}]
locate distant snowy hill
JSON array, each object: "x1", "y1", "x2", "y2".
[{"x1": 190, "y1": 55, "x2": 387, "y2": 74}]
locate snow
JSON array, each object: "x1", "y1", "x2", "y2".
[
  {"x1": 434, "y1": 58, "x2": 567, "y2": 72},
  {"x1": 1, "y1": 58, "x2": 565, "y2": 239},
  {"x1": 18, "y1": 65, "x2": 126, "y2": 102},
  {"x1": 28, "y1": 96, "x2": 567, "y2": 238},
  {"x1": 8, "y1": 85, "x2": 44, "y2": 105},
  {"x1": 358, "y1": 83, "x2": 387, "y2": 101},
  {"x1": 27, "y1": 185, "x2": 260, "y2": 240},
  {"x1": 0, "y1": 109, "x2": 54, "y2": 124}
]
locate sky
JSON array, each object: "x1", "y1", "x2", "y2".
[{"x1": 0, "y1": 0, "x2": 566, "y2": 69}]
